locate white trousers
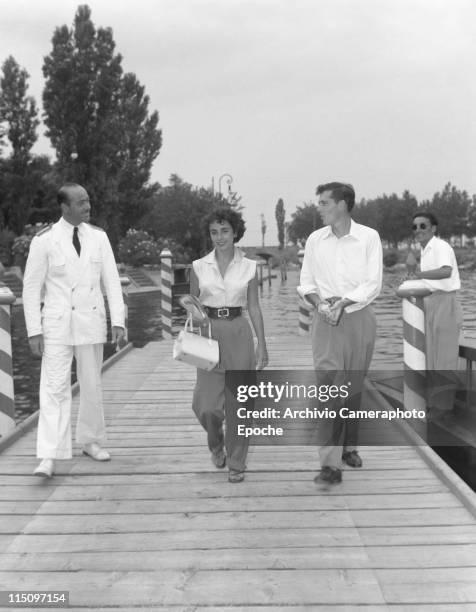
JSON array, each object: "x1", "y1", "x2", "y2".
[{"x1": 37, "y1": 343, "x2": 105, "y2": 459}]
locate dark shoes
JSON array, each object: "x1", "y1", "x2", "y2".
[
  {"x1": 211, "y1": 448, "x2": 226, "y2": 469},
  {"x1": 342, "y1": 450, "x2": 362, "y2": 468},
  {"x1": 314, "y1": 466, "x2": 342, "y2": 484},
  {"x1": 228, "y1": 469, "x2": 245, "y2": 483}
]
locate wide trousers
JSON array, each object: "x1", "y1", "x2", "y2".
[
  {"x1": 37, "y1": 343, "x2": 105, "y2": 459},
  {"x1": 192, "y1": 316, "x2": 256, "y2": 472},
  {"x1": 312, "y1": 306, "x2": 376, "y2": 469},
  {"x1": 424, "y1": 291, "x2": 463, "y2": 413}
]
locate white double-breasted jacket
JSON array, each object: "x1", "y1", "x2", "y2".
[{"x1": 23, "y1": 218, "x2": 124, "y2": 345}]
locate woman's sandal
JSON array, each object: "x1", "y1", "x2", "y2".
[{"x1": 228, "y1": 470, "x2": 245, "y2": 483}]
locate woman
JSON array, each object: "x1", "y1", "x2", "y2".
[{"x1": 190, "y1": 206, "x2": 268, "y2": 483}]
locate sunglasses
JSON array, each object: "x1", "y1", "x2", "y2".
[{"x1": 412, "y1": 223, "x2": 428, "y2": 230}]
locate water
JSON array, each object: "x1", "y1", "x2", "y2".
[
  {"x1": 256, "y1": 268, "x2": 476, "y2": 369},
  {"x1": 10, "y1": 291, "x2": 164, "y2": 422},
  {"x1": 9, "y1": 267, "x2": 476, "y2": 418}
]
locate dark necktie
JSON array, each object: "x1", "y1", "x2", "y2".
[{"x1": 73, "y1": 226, "x2": 81, "y2": 256}]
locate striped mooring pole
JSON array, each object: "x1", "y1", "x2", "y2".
[
  {"x1": 0, "y1": 285, "x2": 16, "y2": 437},
  {"x1": 119, "y1": 276, "x2": 131, "y2": 342},
  {"x1": 298, "y1": 297, "x2": 313, "y2": 335},
  {"x1": 297, "y1": 247, "x2": 312, "y2": 335},
  {"x1": 160, "y1": 248, "x2": 173, "y2": 339},
  {"x1": 396, "y1": 281, "x2": 432, "y2": 431}
]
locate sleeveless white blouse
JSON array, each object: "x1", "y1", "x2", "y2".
[{"x1": 193, "y1": 248, "x2": 257, "y2": 308}]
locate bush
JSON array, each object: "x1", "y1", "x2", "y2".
[
  {"x1": 383, "y1": 249, "x2": 399, "y2": 268},
  {"x1": 155, "y1": 237, "x2": 194, "y2": 265},
  {"x1": 118, "y1": 229, "x2": 161, "y2": 266},
  {"x1": 118, "y1": 229, "x2": 195, "y2": 266},
  {"x1": 11, "y1": 223, "x2": 51, "y2": 263},
  {"x1": 12, "y1": 235, "x2": 33, "y2": 259}
]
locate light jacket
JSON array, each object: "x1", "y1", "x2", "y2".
[{"x1": 22, "y1": 218, "x2": 124, "y2": 345}]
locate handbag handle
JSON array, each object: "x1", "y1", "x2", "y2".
[{"x1": 185, "y1": 314, "x2": 212, "y2": 338}]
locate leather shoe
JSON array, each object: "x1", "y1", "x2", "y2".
[
  {"x1": 314, "y1": 466, "x2": 342, "y2": 484},
  {"x1": 211, "y1": 448, "x2": 226, "y2": 469},
  {"x1": 342, "y1": 450, "x2": 362, "y2": 468},
  {"x1": 33, "y1": 459, "x2": 54, "y2": 478},
  {"x1": 228, "y1": 469, "x2": 245, "y2": 483},
  {"x1": 82, "y1": 443, "x2": 110, "y2": 462}
]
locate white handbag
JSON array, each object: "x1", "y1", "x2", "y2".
[{"x1": 173, "y1": 315, "x2": 219, "y2": 371}]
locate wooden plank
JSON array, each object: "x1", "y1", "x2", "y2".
[
  {"x1": 2, "y1": 544, "x2": 476, "y2": 572},
  {"x1": 6, "y1": 529, "x2": 365, "y2": 553},
  {"x1": 22, "y1": 509, "x2": 357, "y2": 534},
  {"x1": 377, "y1": 567, "x2": 476, "y2": 604},
  {"x1": 0, "y1": 492, "x2": 462, "y2": 515},
  {"x1": 0, "y1": 458, "x2": 446, "y2": 475},
  {"x1": 7, "y1": 525, "x2": 476, "y2": 555},
  {"x1": 0, "y1": 480, "x2": 450, "y2": 503},
  {"x1": 14, "y1": 507, "x2": 475, "y2": 537},
  {"x1": 12, "y1": 606, "x2": 476, "y2": 612},
  {"x1": 0, "y1": 569, "x2": 387, "y2": 606}
]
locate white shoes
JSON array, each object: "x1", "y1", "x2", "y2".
[
  {"x1": 82, "y1": 442, "x2": 110, "y2": 461},
  {"x1": 33, "y1": 459, "x2": 55, "y2": 478},
  {"x1": 33, "y1": 444, "x2": 109, "y2": 476}
]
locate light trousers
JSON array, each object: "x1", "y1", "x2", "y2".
[
  {"x1": 312, "y1": 306, "x2": 376, "y2": 469},
  {"x1": 37, "y1": 343, "x2": 105, "y2": 459},
  {"x1": 424, "y1": 291, "x2": 463, "y2": 417}
]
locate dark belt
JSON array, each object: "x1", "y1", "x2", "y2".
[{"x1": 204, "y1": 306, "x2": 242, "y2": 320}]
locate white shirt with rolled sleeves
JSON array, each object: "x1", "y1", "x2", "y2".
[
  {"x1": 420, "y1": 236, "x2": 460, "y2": 292},
  {"x1": 23, "y1": 217, "x2": 124, "y2": 344},
  {"x1": 298, "y1": 220, "x2": 383, "y2": 312},
  {"x1": 193, "y1": 247, "x2": 256, "y2": 308}
]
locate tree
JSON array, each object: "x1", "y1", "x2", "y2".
[
  {"x1": 352, "y1": 198, "x2": 381, "y2": 231},
  {"x1": 372, "y1": 191, "x2": 418, "y2": 248},
  {"x1": 275, "y1": 198, "x2": 285, "y2": 249},
  {"x1": 0, "y1": 56, "x2": 49, "y2": 233},
  {"x1": 288, "y1": 202, "x2": 322, "y2": 244},
  {"x1": 42, "y1": 4, "x2": 162, "y2": 246},
  {"x1": 0, "y1": 56, "x2": 39, "y2": 160},
  {"x1": 138, "y1": 175, "x2": 229, "y2": 260},
  {"x1": 424, "y1": 182, "x2": 470, "y2": 240},
  {"x1": 466, "y1": 195, "x2": 476, "y2": 239}
]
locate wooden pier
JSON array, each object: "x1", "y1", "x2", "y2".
[{"x1": 1, "y1": 277, "x2": 476, "y2": 610}]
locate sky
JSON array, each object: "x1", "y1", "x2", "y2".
[{"x1": 1, "y1": 0, "x2": 475, "y2": 245}]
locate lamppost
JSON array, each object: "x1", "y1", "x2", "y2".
[
  {"x1": 261, "y1": 213, "x2": 267, "y2": 248},
  {"x1": 218, "y1": 173, "x2": 233, "y2": 196},
  {"x1": 211, "y1": 174, "x2": 234, "y2": 199}
]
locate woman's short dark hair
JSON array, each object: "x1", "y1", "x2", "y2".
[
  {"x1": 203, "y1": 206, "x2": 246, "y2": 243},
  {"x1": 412, "y1": 210, "x2": 438, "y2": 227},
  {"x1": 316, "y1": 182, "x2": 355, "y2": 211}
]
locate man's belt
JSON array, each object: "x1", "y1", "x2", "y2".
[{"x1": 204, "y1": 306, "x2": 243, "y2": 320}]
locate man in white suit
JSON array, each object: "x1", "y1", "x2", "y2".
[{"x1": 23, "y1": 183, "x2": 125, "y2": 477}]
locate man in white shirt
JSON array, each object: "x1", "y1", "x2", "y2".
[
  {"x1": 298, "y1": 182, "x2": 383, "y2": 484},
  {"x1": 23, "y1": 183, "x2": 125, "y2": 478},
  {"x1": 407, "y1": 211, "x2": 462, "y2": 413}
]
